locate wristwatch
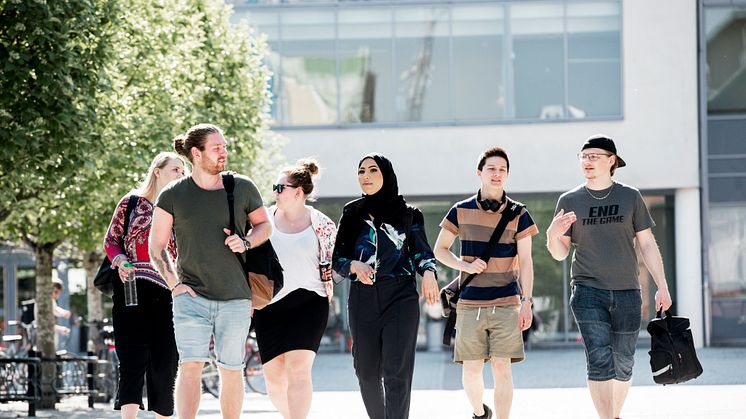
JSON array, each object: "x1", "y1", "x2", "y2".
[
  {"x1": 242, "y1": 238, "x2": 252, "y2": 251},
  {"x1": 520, "y1": 296, "x2": 533, "y2": 306}
]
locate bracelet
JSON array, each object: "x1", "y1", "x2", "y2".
[
  {"x1": 520, "y1": 296, "x2": 533, "y2": 306},
  {"x1": 111, "y1": 254, "x2": 127, "y2": 268},
  {"x1": 169, "y1": 281, "x2": 182, "y2": 291}
]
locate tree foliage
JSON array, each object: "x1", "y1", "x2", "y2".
[
  {"x1": 0, "y1": 0, "x2": 117, "y2": 406},
  {"x1": 0, "y1": 0, "x2": 116, "y2": 224},
  {"x1": 70, "y1": 0, "x2": 274, "y2": 254},
  {"x1": 1, "y1": 0, "x2": 274, "y2": 407}
]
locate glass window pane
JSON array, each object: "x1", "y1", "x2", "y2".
[
  {"x1": 17, "y1": 268, "x2": 35, "y2": 304},
  {"x1": 452, "y1": 5, "x2": 505, "y2": 121},
  {"x1": 567, "y1": 1, "x2": 622, "y2": 118},
  {"x1": 394, "y1": 7, "x2": 451, "y2": 122},
  {"x1": 511, "y1": 3, "x2": 565, "y2": 120},
  {"x1": 709, "y1": 177, "x2": 746, "y2": 203},
  {"x1": 708, "y1": 206, "x2": 746, "y2": 341},
  {"x1": 338, "y1": 8, "x2": 394, "y2": 123},
  {"x1": 239, "y1": 11, "x2": 282, "y2": 122},
  {"x1": 239, "y1": 10, "x2": 280, "y2": 39},
  {"x1": 706, "y1": 8, "x2": 746, "y2": 114},
  {"x1": 567, "y1": 61, "x2": 620, "y2": 117},
  {"x1": 510, "y1": 3, "x2": 565, "y2": 119},
  {"x1": 567, "y1": 1, "x2": 620, "y2": 59},
  {"x1": 280, "y1": 10, "x2": 337, "y2": 125}
]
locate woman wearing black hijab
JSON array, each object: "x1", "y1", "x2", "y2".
[{"x1": 332, "y1": 153, "x2": 440, "y2": 419}]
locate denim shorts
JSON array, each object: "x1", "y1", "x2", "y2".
[
  {"x1": 570, "y1": 284, "x2": 642, "y2": 382},
  {"x1": 172, "y1": 293, "x2": 251, "y2": 370}
]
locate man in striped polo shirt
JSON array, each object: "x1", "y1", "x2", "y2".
[{"x1": 434, "y1": 147, "x2": 539, "y2": 419}]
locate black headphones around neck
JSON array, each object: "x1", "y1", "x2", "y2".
[{"x1": 477, "y1": 190, "x2": 505, "y2": 212}]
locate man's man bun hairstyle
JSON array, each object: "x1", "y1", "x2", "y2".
[
  {"x1": 173, "y1": 134, "x2": 187, "y2": 157},
  {"x1": 172, "y1": 124, "x2": 223, "y2": 163}
]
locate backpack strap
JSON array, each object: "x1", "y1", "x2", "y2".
[
  {"x1": 222, "y1": 173, "x2": 248, "y2": 274},
  {"x1": 122, "y1": 194, "x2": 139, "y2": 237},
  {"x1": 457, "y1": 198, "x2": 524, "y2": 296}
]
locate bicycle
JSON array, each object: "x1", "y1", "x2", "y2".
[{"x1": 202, "y1": 330, "x2": 265, "y2": 397}]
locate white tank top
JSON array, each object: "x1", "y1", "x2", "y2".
[{"x1": 269, "y1": 221, "x2": 325, "y2": 304}]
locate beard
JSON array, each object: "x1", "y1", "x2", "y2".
[{"x1": 201, "y1": 157, "x2": 226, "y2": 175}]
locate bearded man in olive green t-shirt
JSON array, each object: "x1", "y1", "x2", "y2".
[{"x1": 149, "y1": 123, "x2": 271, "y2": 419}]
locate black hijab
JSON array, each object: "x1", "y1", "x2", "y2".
[
  {"x1": 333, "y1": 153, "x2": 408, "y2": 261},
  {"x1": 358, "y1": 153, "x2": 407, "y2": 227}
]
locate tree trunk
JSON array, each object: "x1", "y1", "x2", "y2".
[
  {"x1": 83, "y1": 250, "x2": 103, "y2": 353},
  {"x1": 33, "y1": 243, "x2": 58, "y2": 408}
]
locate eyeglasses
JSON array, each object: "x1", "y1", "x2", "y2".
[
  {"x1": 577, "y1": 153, "x2": 612, "y2": 162},
  {"x1": 272, "y1": 184, "x2": 298, "y2": 194}
]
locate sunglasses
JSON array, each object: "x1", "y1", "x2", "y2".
[{"x1": 272, "y1": 184, "x2": 298, "y2": 194}]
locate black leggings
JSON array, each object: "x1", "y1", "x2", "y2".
[
  {"x1": 348, "y1": 277, "x2": 420, "y2": 419},
  {"x1": 112, "y1": 278, "x2": 178, "y2": 416}
]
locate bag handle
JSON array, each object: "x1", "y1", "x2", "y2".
[{"x1": 656, "y1": 309, "x2": 672, "y2": 319}]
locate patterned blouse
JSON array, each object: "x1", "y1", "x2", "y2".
[
  {"x1": 333, "y1": 207, "x2": 437, "y2": 282},
  {"x1": 103, "y1": 194, "x2": 177, "y2": 290}
]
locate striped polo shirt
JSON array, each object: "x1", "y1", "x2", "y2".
[{"x1": 440, "y1": 194, "x2": 539, "y2": 307}]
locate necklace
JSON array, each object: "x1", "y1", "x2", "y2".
[{"x1": 585, "y1": 182, "x2": 615, "y2": 200}]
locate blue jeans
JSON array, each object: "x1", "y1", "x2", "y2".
[
  {"x1": 570, "y1": 284, "x2": 642, "y2": 382},
  {"x1": 172, "y1": 293, "x2": 251, "y2": 370}
]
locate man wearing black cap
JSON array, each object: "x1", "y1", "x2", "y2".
[{"x1": 546, "y1": 134, "x2": 672, "y2": 419}]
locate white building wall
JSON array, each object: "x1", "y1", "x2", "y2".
[
  {"x1": 675, "y1": 188, "x2": 704, "y2": 347},
  {"x1": 277, "y1": 0, "x2": 700, "y2": 199}
]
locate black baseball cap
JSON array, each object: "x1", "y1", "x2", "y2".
[{"x1": 581, "y1": 134, "x2": 626, "y2": 168}]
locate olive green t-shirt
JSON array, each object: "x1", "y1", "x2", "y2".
[{"x1": 156, "y1": 174, "x2": 263, "y2": 300}]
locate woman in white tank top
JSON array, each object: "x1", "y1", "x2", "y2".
[{"x1": 251, "y1": 158, "x2": 337, "y2": 419}]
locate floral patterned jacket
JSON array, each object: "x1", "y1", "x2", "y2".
[{"x1": 332, "y1": 200, "x2": 437, "y2": 284}]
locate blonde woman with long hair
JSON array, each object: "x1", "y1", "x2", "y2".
[{"x1": 103, "y1": 152, "x2": 186, "y2": 418}]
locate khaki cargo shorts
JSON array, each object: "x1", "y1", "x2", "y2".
[{"x1": 453, "y1": 304, "x2": 524, "y2": 364}]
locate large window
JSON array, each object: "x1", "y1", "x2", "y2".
[
  {"x1": 705, "y1": 7, "x2": 746, "y2": 114},
  {"x1": 235, "y1": 0, "x2": 622, "y2": 127},
  {"x1": 704, "y1": 3, "x2": 746, "y2": 344}
]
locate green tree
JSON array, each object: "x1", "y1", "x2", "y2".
[
  {"x1": 65, "y1": 0, "x2": 274, "y2": 353},
  {"x1": 0, "y1": 0, "x2": 116, "y2": 406}
]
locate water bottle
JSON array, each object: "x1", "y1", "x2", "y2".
[{"x1": 123, "y1": 262, "x2": 138, "y2": 306}]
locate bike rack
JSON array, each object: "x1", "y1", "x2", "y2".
[{"x1": 0, "y1": 357, "x2": 42, "y2": 416}]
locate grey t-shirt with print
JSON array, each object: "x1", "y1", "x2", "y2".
[
  {"x1": 555, "y1": 182, "x2": 655, "y2": 291},
  {"x1": 156, "y1": 174, "x2": 263, "y2": 300}
]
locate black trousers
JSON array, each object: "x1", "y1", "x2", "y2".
[
  {"x1": 348, "y1": 277, "x2": 420, "y2": 419},
  {"x1": 111, "y1": 278, "x2": 178, "y2": 416}
]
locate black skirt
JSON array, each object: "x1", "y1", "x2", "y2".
[{"x1": 252, "y1": 288, "x2": 329, "y2": 364}]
